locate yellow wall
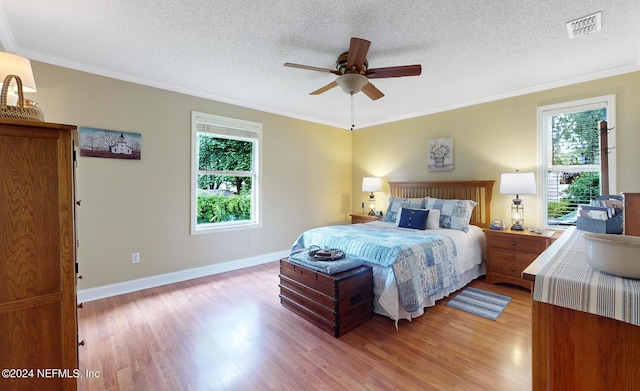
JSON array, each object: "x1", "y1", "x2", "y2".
[
  {"x1": 26, "y1": 59, "x2": 640, "y2": 291},
  {"x1": 353, "y1": 72, "x2": 640, "y2": 227},
  {"x1": 30, "y1": 62, "x2": 352, "y2": 290}
]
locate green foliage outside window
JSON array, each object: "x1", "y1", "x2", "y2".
[
  {"x1": 562, "y1": 172, "x2": 601, "y2": 206},
  {"x1": 547, "y1": 173, "x2": 600, "y2": 218},
  {"x1": 197, "y1": 193, "x2": 251, "y2": 224},
  {"x1": 197, "y1": 134, "x2": 254, "y2": 224},
  {"x1": 551, "y1": 109, "x2": 605, "y2": 166},
  {"x1": 547, "y1": 108, "x2": 605, "y2": 222},
  {"x1": 547, "y1": 200, "x2": 571, "y2": 219}
]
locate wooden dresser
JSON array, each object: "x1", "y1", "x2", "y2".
[
  {"x1": 484, "y1": 228, "x2": 559, "y2": 290},
  {"x1": 523, "y1": 228, "x2": 640, "y2": 390},
  {"x1": 279, "y1": 258, "x2": 373, "y2": 337},
  {"x1": 0, "y1": 119, "x2": 79, "y2": 390}
]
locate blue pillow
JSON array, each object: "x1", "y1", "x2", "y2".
[{"x1": 397, "y1": 208, "x2": 429, "y2": 230}]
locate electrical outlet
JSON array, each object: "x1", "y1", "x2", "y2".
[{"x1": 131, "y1": 252, "x2": 140, "y2": 264}]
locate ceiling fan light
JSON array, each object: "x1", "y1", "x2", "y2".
[{"x1": 336, "y1": 73, "x2": 368, "y2": 94}]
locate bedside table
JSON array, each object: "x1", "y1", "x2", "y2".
[
  {"x1": 484, "y1": 228, "x2": 560, "y2": 290},
  {"x1": 349, "y1": 213, "x2": 381, "y2": 224}
]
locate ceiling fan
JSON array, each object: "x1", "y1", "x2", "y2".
[{"x1": 284, "y1": 37, "x2": 422, "y2": 100}]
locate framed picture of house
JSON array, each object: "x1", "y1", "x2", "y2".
[
  {"x1": 79, "y1": 127, "x2": 141, "y2": 160},
  {"x1": 428, "y1": 136, "x2": 453, "y2": 171}
]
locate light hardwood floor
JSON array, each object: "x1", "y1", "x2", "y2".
[{"x1": 78, "y1": 261, "x2": 533, "y2": 390}]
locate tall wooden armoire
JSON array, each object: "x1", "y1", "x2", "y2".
[{"x1": 0, "y1": 118, "x2": 79, "y2": 390}]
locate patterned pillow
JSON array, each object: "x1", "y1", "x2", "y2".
[
  {"x1": 424, "y1": 197, "x2": 477, "y2": 232},
  {"x1": 380, "y1": 197, "x2": 425, "y2": 223}
]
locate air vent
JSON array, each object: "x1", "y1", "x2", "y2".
[{"x1": 566, "y1": 12, "x2": 602, "y2": 39}]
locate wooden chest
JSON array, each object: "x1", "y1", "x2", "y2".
[{"x1": 279, "y1": 258, "x2": 373, "y2": 337}]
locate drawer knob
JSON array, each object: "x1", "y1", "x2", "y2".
[
  {"x1": 511, "y1": 241, "x2": 517, "y2": 246},
  {"x1": 78, "y1": 340, "x2": 85, "y2": 347},
  {"x1": 511, "y1": 267, "x2": 516, "y2": 272}
]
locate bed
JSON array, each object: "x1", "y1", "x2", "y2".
[{"x1": 291, "y1": 180, "x2": 495, "y2": 325}]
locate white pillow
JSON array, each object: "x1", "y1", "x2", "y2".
[
  {"x1": 426, "y1": 209, "x2": 441, "y2": 229},
  {"x1": 396, "y1": 208, "x2": 441, "y2": 229}
]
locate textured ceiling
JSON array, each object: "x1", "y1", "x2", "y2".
[{"x1": 1, "y1": 1, "x2": 639, "y2": 129}]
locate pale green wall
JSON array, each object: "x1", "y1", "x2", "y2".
[
  {"x1": 353, "y1": 72, "x2": 640, "y2": 227},
  {"x1": 29, "y1": 62, "x2": 352, "y2": 289}
]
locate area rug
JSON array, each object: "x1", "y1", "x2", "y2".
[{"x1": 446, "y1": 287, "x2": 512, "y2": 320}]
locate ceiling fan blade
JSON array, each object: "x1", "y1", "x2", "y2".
[
  {"x1": 365, "y1": 64, "x2": 422, "y2": 79},
  {"x1": 284, "y1": 62, "x2": 340, "y2": 75},
  {"x1": 346, "y1": 37, "x2": 371, "y2": 72},
  {"x1": 361, "y1": 82, "x2": 384, "y2": 100},
  {"x1": 310, "y1": 81, "x2": 338, "y2": 95}
]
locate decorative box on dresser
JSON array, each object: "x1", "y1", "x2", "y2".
[
  {"x1": 484, "y1": 228, "x2": 560, "y2": 290},
  {"x1": 349, "y1": 213, "x2": 381, "y2": 224},
  {"x1": 279, "y1": 258, "x2": 373, "y2": 337},
  {"x1": 0, "y1": 119, "x2": 79, "y2": 390}
]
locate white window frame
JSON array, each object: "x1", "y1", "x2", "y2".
[
  {"x1": 190, "y1": 111, "x2": 262, "y2": 235},
  {"x1": 536, "y1": 94, "x2": 616, "y2": 229}
]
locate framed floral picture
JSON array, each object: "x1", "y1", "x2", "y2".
[{"x1": 428, "y1": 136, "x2": 453, "y2": 171}]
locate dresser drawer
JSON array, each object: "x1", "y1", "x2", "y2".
[
  {"x1": 350, "y1": 214, "x2": 381, "y2": 224},
  {"x1": 488, "y1": 247, "x2": 538, "y2": 276},
  {"x1": 488, "y1": 234, "x2": 548, "y2": 253}
]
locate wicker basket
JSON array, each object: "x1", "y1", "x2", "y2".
[{"x1": 0, "y1": 74, "x2": 44, "y2": 122}]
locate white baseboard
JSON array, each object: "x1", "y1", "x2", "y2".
[{"x1": 77, "y1": 250, "x2": 289, "y2": 303}]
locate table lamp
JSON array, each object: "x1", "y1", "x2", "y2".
[
  {"x1": 499, "y1": 171, "x2": 536, "y2": 230},
  {"x1": 0, "y1": 52, "x2": 37, "y2": 106},
  {"x1": 362, "y1": 177, "x2": 382, "y2": 216}
]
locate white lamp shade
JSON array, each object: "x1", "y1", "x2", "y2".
[
  {"x1": 0, "y1": 52, "x2": 37, "y2": 92},
  {"x1": 499, "y1": 172, "x2": 537, "y2": 195},
  {"x1": 362, "y1": 176, "x2": 382, "y2": 192}
]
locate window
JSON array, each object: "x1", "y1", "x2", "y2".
[
  {"x1": 191, "y1": 112, "x2": 261, "y2": 234},
  {"x1": 537, "y1": 95, "x2": 616, "y2": 228}
]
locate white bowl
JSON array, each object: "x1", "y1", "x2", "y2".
[{"x1": 583, "y1": 233, "x2": 640, "y2": 279}]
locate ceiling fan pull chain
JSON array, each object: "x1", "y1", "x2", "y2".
[{"x1": 350, "y1": 92, "x2": 355, "y2": 130}]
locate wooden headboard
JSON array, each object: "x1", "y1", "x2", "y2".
[{"x1": 389, "y1": 180, "x2": 495, "y2": 228}]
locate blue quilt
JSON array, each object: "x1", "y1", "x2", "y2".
[{"x1": 291, "y1": 224, "x2": 459, "y2": 312}]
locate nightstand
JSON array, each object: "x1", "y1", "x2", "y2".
[
  {"x1": 484, "y1": 228, "x2": 561, "y2": 290},
  {"x1": 349, "y1": 213, "x2": 381, "y2": 224}
]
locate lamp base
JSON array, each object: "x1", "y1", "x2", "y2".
[
  {"x1": 367, "y1": 193, "x2": 376, "y2": 216},
  {"x1": 511, "y1": 223, "x2": 525, "y2": 231}
]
